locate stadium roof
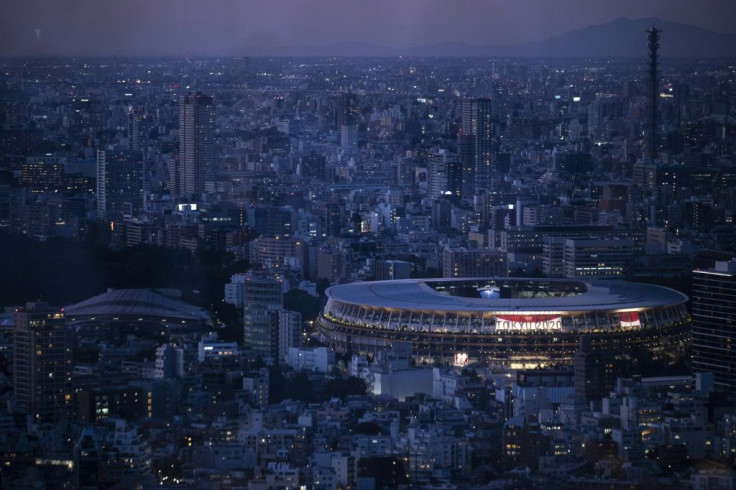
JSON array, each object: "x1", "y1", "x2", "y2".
[
  {"x1": 65, "y1": 288, "x2": 213, "y2": 323},
  {"x1": 326, "y1": 278, "x2": 687, "y2": 312}
]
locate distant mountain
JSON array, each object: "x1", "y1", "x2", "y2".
[
  {"x1": 255, "y1": 17, "x2": 736, "y2": 58},
  {"x1": 500, "y1": 17, "x2": 736, "y2": 57}
]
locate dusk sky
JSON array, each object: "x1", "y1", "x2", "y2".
[{"x1": 1, "y1": 0, "x2": 735, "y2": 56}]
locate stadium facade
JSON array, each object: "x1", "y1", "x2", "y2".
[{"x1": 318, "y1": 278, "x2": 690, "y2": 368}]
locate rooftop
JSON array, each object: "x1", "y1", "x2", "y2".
[
  {"x1": 65, "y1": 288, "x2": 213, "y2": 323},
  {"x1": 326, "y1": 278, "x2": 687, "y2": 312}
]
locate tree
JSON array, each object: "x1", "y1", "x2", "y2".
[
  {"x1": 321, "y1": 376, "x2": 367, "y2": 400},
  {"x1": 354, "y1": 421, "x2": 382, "y2": 435},
  {"x1": 290, "y1": 371, "x2": 315, "y2": 402},
  {"x1": 283, "y1": 289, "x2": 323, "y2": 324}
]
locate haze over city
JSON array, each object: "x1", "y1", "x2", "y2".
[{"x1": 1, "y1": 0, "x2": 736, "y2": 56}]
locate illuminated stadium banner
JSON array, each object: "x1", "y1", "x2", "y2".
[
  {"x1": 619, "y1": 311, "x2": 641, "y2": 328},
  {"x1": 454, "y1": 352, "x2": 469, "y2": 367},
  {"x1": 495, "y1": 314, "x2": 562, "y2": 332}
]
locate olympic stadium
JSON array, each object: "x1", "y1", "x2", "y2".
[{"x1": 317, "y1": 278, "x2": 690, "y2": 368}]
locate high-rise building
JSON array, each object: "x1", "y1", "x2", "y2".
[
  {"x1": 127, "y1": 107, "x2": 146, "y2": 153},
  {"x1": 335, "y1": 93, "x2": 359, "y2": 128},
  {"x1": 474, "y1": 98, "x2": 493, "y2": 194},
  {"x1": 249, "y1": 236, "x2": 306, "y2": 273},
  {"x1": 574, "y1": 336, "x2": 617, "y2": 402},
  {"x1": 96, "y1": 149, "x2": 144, "y2": 221},
  {"x1": 457, "y1": 132, "x2": 475, "y2": 199},
  {"x1": 74, "y1": 427, "x2": 101, "y2": 488},
  {"x1": 22, "y1": 156, "x2": 65, "y2": 193},
  {"x1": 459, "y1": 98, "x2": 493, "y2": 197},
  {"x1": 340, "y1": 124, "x2": 358, "y2": 154},
  {"x1": 336, "y1": 93, "x2": 359, "y2": 155},
  {"x1": 244, "y1": 308, "x2": 279, "y2": 362},
  {"x1": 442, "y1": 247, "x2": 508, "y2": 278},
  {"x1": 562, "y1": 238, "x2": 635, "y2": 279},
  {"x1": 13, "y1": 301, "x2": 73, "y2": 424},
  {"x1": 243, "y1": 274, "x2": 284, "y2": 362},
  {"x1": 647, "y1": 27, "x2": 661, "y2": 162},
  {"x1": 278, "y1": 310, "x2": 302, "y2": 365},
  {"x1": 224, "y1": 273, "x2": 247, "y2": 309},
  {"x1": 692, "y1": 260, "x2": 736, "y2": 394},
  {"x1": 176, "y1": 92, "x2": 215, "y2": 199},
  {"x1": 96, "y1": 149, "x2": 106, "y2": 218},
  {"x1": 300, "y1": 151, "x2": 326, "y2": 179},
  {"x1": 244, "y1": 274, "x2": 283, "y2": 310},
  {"x1": 374, "y1": 259, "x2": 412, "y2": 281},
  {"x1": 317, "y1": 246, "x2": 346, "y2": 282},
  {"x1": 427, "y1": 151, "x2": 460, "y2": 201}
]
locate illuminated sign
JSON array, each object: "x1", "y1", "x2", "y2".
[
  {"x1": 454, "y1": 352, "x2": 468, "y2": 367},
  {"x1": 495, "y1": 315, "x2": 562, "y2": 332},
  {"x1": 619, "y1": 312, "x2": 640, "y2": 328}
]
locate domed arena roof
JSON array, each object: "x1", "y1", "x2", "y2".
[{"x1": 65, "y1": 288, "x2": 213, "y2": 323}]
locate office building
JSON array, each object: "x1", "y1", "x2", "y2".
[
  {"x1": 224, "y1": 273, "x2": 247, "y2": 309},
  {"x1": 279, "y1": 310, "x2": 302, "y2": 365},
  {"x1": 317, "y1": 246, "x2": 346, "y2": 282},
  {"x1": 562, "y1": 238, "x2": 635, "y2": 279},
  {"x1": 443, "y1": 247, "x2": 508, "y2": 278},
  {"x1": 374, "y1": 259, "x2": 412, "y2": 281},
  {"x1": 13, "y1": 301, "x2": 73, "y2": 424},
  {"x1": 96, "y1": 149, "x2": 144, "y2": 220},
  {"x1": 22, "y1": 156, "x2": 65, "y2": 193},
  {"x1": 243, "y1": 274, "x2": 284, "y2": 362},
  {"x1": 574, "y1": 336, "x2": 617, "y2": 402},
  {"x1": 427, "y1": 151, "x2": 461, "y2": 201},
  {"x1": 250, "y1": 236, "x2": 306, "y2": 273},
  {"x1": 692, "y1": 260, "x2": 736, "y2": 394},
  {"x1": 198, "y1": 335, "x2": 239, "y2": 363}
]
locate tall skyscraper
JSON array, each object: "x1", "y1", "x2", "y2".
[
  {"x1": 176, "y1": 92, "x2": 215, "y2": 199},
  {"x1": 474, "y1": 98, "x2": 493, "y2": 193},
  {"x1": 96, "y1": 149, "x2": 106, "y2": 218},
  {"x1": 335, "y1": 93, "x2": 359, "y2": 128},
  {"x1": 692, "y1": 260, "x2": 736, "y2": 394},
  {"x1": 336, "y1": 93, "x2": 359, "y2": 155},
  {"x1": 127, "y1": 107, "x2": 146, "y2": 153},
  {"x1": 459, "y1": 98, "x2": 493, "y2": 197},
  {"x1": 13, "y1": 301, "x2": 73, "y2": 424},
  {"x1": 647, "y1": 27, "x2": 660, "y2": 162}
]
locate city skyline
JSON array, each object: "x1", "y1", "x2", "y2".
[
  {"x1": 1, "y1": 0, "x2": 735, "y2": 57},
  {"x1": 0, "y1": 2, "x2": 735, "y2": 481}
]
